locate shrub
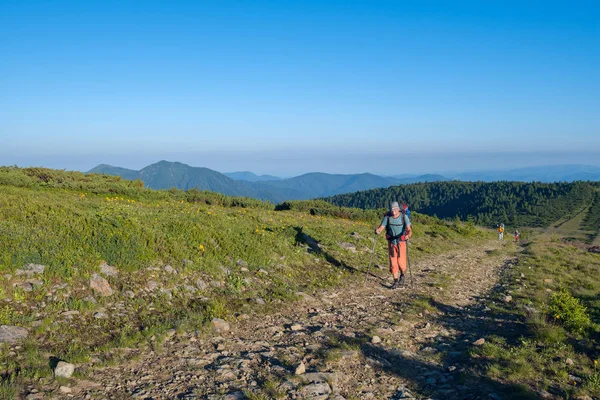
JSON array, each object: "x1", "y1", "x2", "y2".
[{"x1": 548, "y1": 289, "x2": 591, "y2": 334}]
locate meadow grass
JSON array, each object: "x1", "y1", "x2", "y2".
[
  {"x1": 471, "y1": 236, "x2": 600, "y2": 398},
  {"x1": 0, "y1": 166, "x2": 490, "y2": 395}
]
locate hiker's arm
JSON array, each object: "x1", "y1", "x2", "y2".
[
  {"x1": 405, "y1": 225, "x2": 412, "y2": 239},
  {"x1": 375, "y1": 225, "x2": 385, "y2": 235}
]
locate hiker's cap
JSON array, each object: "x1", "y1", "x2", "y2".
[{"x1": 390, "y1": 201, "x2": 400, "y2": 210}]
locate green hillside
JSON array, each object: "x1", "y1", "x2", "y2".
[
  {"x1": 325, "y1": 180, "x2": 600, "y2": 229},
  {"x1": 0, "y1": 166, "x2": 484, "y2": 396}
]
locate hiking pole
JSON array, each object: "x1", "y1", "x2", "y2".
[
  {"x1": 406, "y1": 240, "x2": 414, "y2": 291},
  {"x1": 364, "y1": 235, "x2": 377, "y2": 286}
]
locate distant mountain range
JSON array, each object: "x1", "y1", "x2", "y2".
[
  {"x1": 223, "y1": 171, "x2": 281, "y2": 182},
  {"x1": 88, "y1": 161, "x2": 600, "y2": 203},
  {"x1": 88, "y1": 161, "x2": 446, "y2": 203}
]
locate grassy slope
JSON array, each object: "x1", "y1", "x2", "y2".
[
  {"x1": 467, "y1": 236, "x2": 600, "y2": 399},
  {"x1": 0, "y1": 167, "x2": 488, "y2": 397}
]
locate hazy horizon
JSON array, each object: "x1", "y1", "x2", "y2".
[{"x1": 3, "y1": 150, "x2": 600, "y2": 178}]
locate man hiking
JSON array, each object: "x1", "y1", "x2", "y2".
[
  {"x1": 514, "y1": 229, "x2": 520, "y2": 242},
  {"x1": 375, "y1": 201, "x2": 412, "y2": 289},
  {"x1": 498, "y1": 223, "x2": 504, "y2": 240}
]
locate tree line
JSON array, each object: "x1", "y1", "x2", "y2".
[{"x1": 324, "y1": 181, "x2": 600, "y2": 228}]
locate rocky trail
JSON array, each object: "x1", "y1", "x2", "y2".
[{"x1": 56, "y1": 240, "x2": 517, "y2": 400}]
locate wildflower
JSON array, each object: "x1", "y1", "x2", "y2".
[
  {"x1": 555, "y1": 315, "x2": 560, "y2": 319},
  {"x1": 199, "y1": 245, "x2": 205, "y2": 251}
]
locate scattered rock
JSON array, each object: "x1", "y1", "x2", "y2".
[
  {"x1": 473, "y1": 338, "x2": 485, "y2": 346},
  {"x1": 164, "y1": 264, "x2": 176, "y2": 274},
  {"x1": 301, "y1": 382, "x2": 332, "y2": 399},
  {"x1": 146, "y1": 280, "x2": 159, "y2": 291},
  {"x1": 211, "y1": 318, "x2": 230, "y2": 333},
  {"x1": 124, "y1": 290, "x2": 135, "y2": 298},
  {"x1": 371, "y1": 336, "x2": 382, "y2": 344},
  {"x1": 566, "y1": 358, "x2": 574, "y2": 366},
  {"x1": 574, "y1": 395, "x2": 593, "y2": 400},
  {"x1": 90, "y1": 274, "x2": 113, "y2": 296},
  {"x1": 222, "y1": 392, "x2": 245, "y2": 400},
  {"x1": 99, "y1": 262, "x2": 118, "y2": 277},
  {"x1": 236, "y1": 259, "x2": 248, "y2": 268},
  {"x1": 254, "y1": 298, "x2": 265, "y2": 305},
  {"x1": 543, "y1": 278, "x2": 553, "y2": 284},
  {"x1": 295, "y1": 361, "x2": 306, "y2": 375},
  {"x1": 504, "y1": 295, "x2": 512, "y2": 303},
  {"x1": 54, "y1": 361, "x2": 75, "y2": 378},
  {"x1": 258, "y1": 268, "x2": 268, "y2": 275},
  {"x1": 13, "y1": 282, "x2": 34, "y2": 292},
  {"x1": 290, "y1": 324, "x2": 303, "y2": 331},
  {"x1": 94, "y1": 312, "x2": 108, "y2": 319},
  {"x1": 59, "y1": 386, "x2": 72, "y2": 394},
  {"x1": 240, "y1": 267, "x2": 249, "y2": 272},
  {"x1": 537, "y1": 390, "x2": 553, "y2": 399},
  {"x1": 0, "y1": 325, "x2": 29, "y2": 343},
  {"x1": 195, "y1": 279, "x2": 208, "y2": 290},
  {"x1": 83, "y1": 296, "x2": 97, "y2": 304},
  {"x1": 15, "y1": 264, "x2": 45, "y2": 276},
  {"x1": 338, "y1": 242, "x2": 357, "y2": 251}
]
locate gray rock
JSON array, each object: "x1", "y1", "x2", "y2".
[
  {"x1": 164, "y1": 264, "x2": 176, "y2": 274},
  {"x1": 54, "y1": 361, "x2": 75, "y2": 378},
  {"x1": 0, "y1": 325, "x2": 28, "y2": 343},
  {"x1": 211, "y1": 318, "x2": 230, "y2": 332},
  {"x1": 222, "y1": 392, "x2": 245, "y2": 400},
  {"x1": 236, "y1": 259, "x2": 248, "y2": 268},
  {"x1": 94, "y1": 312, "x2": 108, "y2": 319},
  {"x1": 13, "y1": 282, "x2": 34, "y2": 292},
  {"x1": 125, "y1": 290, "x2": 136, "y2": 298},
  {"x1": 504, "y1": 295, "x2": 512, "y2": 303},
  {"x1": 537, "y1": 390, "x2": 553, "y2": 399},
  {"x1": 195, "y1": 278, "x2": 208, "y2": 290},
  {"x1": 301, "y1": 382, "x2": 331, "y2": 399},
  {"x1": 338, "y1": 242, "x2": 357, "y2": 251},
  {"x1": 371, "y1": 335, "x2": 382, "y2": 344},
  {"x1": 290, "y1": 324, "x2": 303, "y2": 331},
  {"x1": 15, "y1": 263, "x2": 45, "y2": 276},
  {"x1": 99, "y1": 262, "x2": 118, "y2": 277},
  {"x1": 83, "y1": 296, "x2": 97, "y2": 304},
  {"x1": 258, "y1": 268, "x2": 268, "y2": 275},
  {"x1": 566, "y1": 358, "x2": 574, "y2": 365},
  {"x1": 146, "y1": 280, "x2": 159, "y2": 291},
  {"x1": 473, "y1": 338, "x2": 485, "y2": 346},
  {"x1": 90, "y1": 274, "x2": 113, "y2": 296},
  {"x1": 254, "y1": 298, "x2": 265, "y2": 305},
  {"x1": 27, "y1": 279, "x2": 44, "y2": 288}
]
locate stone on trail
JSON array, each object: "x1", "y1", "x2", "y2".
[
  {"x1": 295, "y1": 361, "x2": 306, "y2": 375},
  {"x1": 90, "y1": 274, "x2": 114, "y2": 296},
  {"x1": 164, "y1": 264, "x2": 176, "y2": 274},
  {"x1": 211, "y1": 318, "x2": 230, "y2": 333},
  {"x1": 371, "y1": 336, "x2": 382, "y2": 344},
  {"x1": 473, "y1": 338, "x2": 485, "y2": 346},
  {"x1": 54, "y1": 361, "x2": 75, "y2": 378},
  {"x1": 338, "y1": 242, "x2": 357, "y2": 251},
  {"x1": 290, "y1": 324, "x2": 303, "y2": 331},
  {"x1": 301, "y1": 382, "x2": 332, "y2": 399},
  {"x1": 0, "y1": 325, "x2": 29, "y2": 343}
]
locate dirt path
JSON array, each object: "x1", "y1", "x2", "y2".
[{"x1": 69, "y1": 239, "x2": 515, "y2": 400}]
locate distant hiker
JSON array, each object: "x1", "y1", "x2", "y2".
[
  {"x1": 514, "y1": 229, "x2": 520, "y2": 242},
  {"x1": 403, "y1": 203, "x2": 411, "y2": 218},
  {"x1": 375, "y1": 201, "x2": 412, "y2": 289},
  {"x1": 497, "y1": 223, "x2": 504, "y2": 240}
]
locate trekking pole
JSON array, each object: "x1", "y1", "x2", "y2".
[
  {"x1": 364, "y1": 235, "x2": 377, "y2": 286},
  {"x1": 406, "y1": 240, "x2": 414, "y2": 291}
]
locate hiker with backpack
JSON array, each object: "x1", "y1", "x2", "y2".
[
  {"x1": 497, "y1": 223, "x2": 504, "y2": 240},
  {"x1": 514, "y1": 229, "x2": 520, "y2": 242},
  {"x1": 375, "y1": 201, "x2": 412, "y2": 289}
]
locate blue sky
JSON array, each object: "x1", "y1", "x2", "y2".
[{"x1": 1, "y1": 0, "x2": 598, "y2": 176}]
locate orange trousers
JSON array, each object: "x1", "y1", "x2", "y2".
[{"x1": 388, "y1": 241, "x2": 407, "y2": 277}]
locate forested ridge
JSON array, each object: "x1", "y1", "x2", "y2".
[{"x1": 324, "y1": 181, "x2": 600, "y2": 228}]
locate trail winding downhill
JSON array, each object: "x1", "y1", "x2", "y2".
[{"x1": 69, "y1": 239, "x2": 516, "y2": 400}]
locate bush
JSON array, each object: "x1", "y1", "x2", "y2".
[{"x1": 548, "y1": 289, "x2": 591, "y2": 334}]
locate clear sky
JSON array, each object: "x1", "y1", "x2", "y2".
[{"x1": 1, "y1": 0, "x2": 599, "y2": 176}]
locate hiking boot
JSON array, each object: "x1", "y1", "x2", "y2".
[
  {"x1": 391, "y1": 279, "x2": 400, "y2": 289},
  {"x1": 399, "y1": 274, "x2": 406, "y2": 285}
]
